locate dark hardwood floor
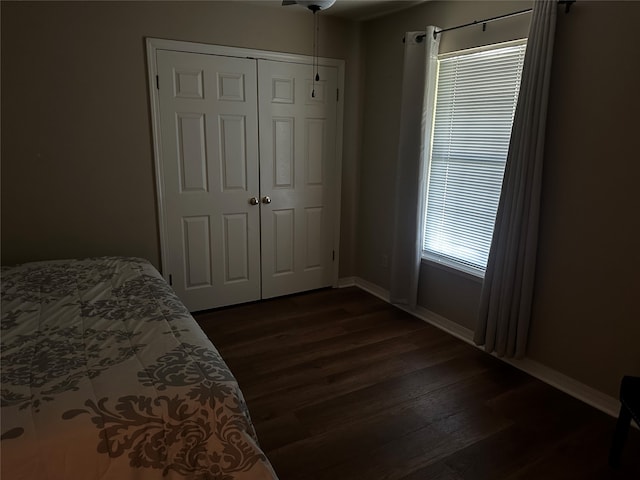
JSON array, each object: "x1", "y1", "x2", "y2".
[{"x1": 194, "y1": 287, "x2": 640, "y2": 480}]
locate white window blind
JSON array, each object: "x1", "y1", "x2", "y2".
[{"x1": 423, "y1": 40, "x2": 527, "y2": 276}]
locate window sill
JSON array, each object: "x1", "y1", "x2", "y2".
[{"x1": 420, "y1": 256, "x2": 484, "y2": 284}]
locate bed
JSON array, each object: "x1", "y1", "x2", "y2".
[{"x1": 1, "y1": 256, "x2": 278, "y2": 480}]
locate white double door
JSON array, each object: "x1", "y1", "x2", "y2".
[{"x1": 155, "y1": 49, "x2": 339, "y2": 312}]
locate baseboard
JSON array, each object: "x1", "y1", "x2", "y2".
[
  {"x1": 352, "y1": 277, "x2": 391, "y2": 302},
  {"x1": 345, "y1": 276, "x2": 621, "y2": 420},
  {"x1": 337, "y1": 276, "x2": 357, "y2": 288},
  {"x1": 412, "y1": 305, "x2": 476, "y2": 345}
]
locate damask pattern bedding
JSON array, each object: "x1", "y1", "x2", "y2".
[{"x1": 1, "y1": 256, "x2": 278, "y2": 480}]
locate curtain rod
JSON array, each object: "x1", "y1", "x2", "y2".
[{"x1": 413, "y1": 0, "x2": 575, "y2": 42}]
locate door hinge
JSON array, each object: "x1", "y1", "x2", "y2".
[
  {"x1": 168, "y1": 274, "x2": 172, "y2": 286},
  {"x1": 332, "y1": 250, "x2": 335, "y2": 261},
  {"x1": 336, "y1": 88, "x2": 339, "y2": 102},
  {"x1": 156, "y1": 75, "x2": 159, "y2": 90}
]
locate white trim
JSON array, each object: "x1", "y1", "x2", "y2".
[
  {"x1": 146, "y1": 39, "x2": 169, "y2": 276},
  {"x1": 420, "y1": 257, "x2": 484, "y2": 284},
  {"x1": 505, "y1": 357, "x2": 621, "y2": 419},
  {"x1": 352, "y1": 277, "x2": 390, "y2": 303},
  {"x1": 412, "y1": 304, "x2": 476, "y2": 345},
  {"x1": 421, "y1": 253, "x2": 485, "y2": 281},
  {"x1": 146, "y1": 38, "x2": 345, "y2": 286},
  {"x1": 332, "y1": 64, "x2": 345, "y2": 288},
  {"x1": 337, "y1": 276, "x2": 356, "y2": 288},
  {"x1": 344, "y1": 276, "x2": 622, "y2": 420},
  {"x1": 147, "y1": 38, "x2": 345, "y2": 68}
]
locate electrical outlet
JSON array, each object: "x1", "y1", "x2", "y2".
[{"x1": 381, "y1": 254, "x2": 389, "y2": 268}]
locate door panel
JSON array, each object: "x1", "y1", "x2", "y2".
[
  {"x1": 182, "y1": 216, "x2": 212, "y2": 288},
  {"x1": 157, "y1": 50, "x2": 260, "y2": 311},
  {"x1": 272, "y1": 209, "x2": 295, "y2": 275},
  {"x1": 176, "y1": 113, "x2": 208, "y2": 192},
  {"x1": 304, "y1": 207, "x2": 323, "y2": 269},
  {"x1": 222, "y1": 213, "x2": 250, "y2": 282},
  {"x1": 258, "y1": 60, "x2": 338, "y2": 298},
  {"x1": 273, "y1": 118, "x2": 295, "y2": 187}
]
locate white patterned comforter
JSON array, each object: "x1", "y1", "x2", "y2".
[{"x1": 1, "y1": 256, "x2": 278, "y2": 480}]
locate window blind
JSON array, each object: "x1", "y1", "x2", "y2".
[{"x1": 423, "y1": 40, "x2": 527, "y2": 276}]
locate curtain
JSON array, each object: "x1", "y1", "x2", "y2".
[
  {"x1": 390, "y1": 28, "x2": 440, "y2": 307},
  {"x1": 474, "y1": 0, "x2": 558, "y2": 357}
]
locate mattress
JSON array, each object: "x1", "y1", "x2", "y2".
[{"x1": 0, "y1": 256, "x2": 278, "y2": 480}]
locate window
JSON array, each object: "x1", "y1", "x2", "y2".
[{"x1": 422, "y1": 40, "x2": 527, "y2": 276}]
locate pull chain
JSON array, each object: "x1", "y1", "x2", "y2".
[{"x1": 311, "y1": 7, "x2": 320, "y2": 98}]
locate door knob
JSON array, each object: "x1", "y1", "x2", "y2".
[
  {"x1": 248, "y1": 197, "x2": 259, "y2": 205},
  {"x1": 262, "y1": 196, "x2": 271, "y2": 204}
]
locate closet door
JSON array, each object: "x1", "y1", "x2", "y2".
[
  {"x1": 156, "y1": 50, "x2": 261, "y2": 311},
  {"x1": 258, "y1": 60, "x2": 338, "y2": 298}
]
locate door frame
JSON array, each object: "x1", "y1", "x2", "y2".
[{"x1": 146, "y1": 37, "x2": 345, "y2": 290}]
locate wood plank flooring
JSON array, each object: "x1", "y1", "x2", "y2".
[{"x1": 194, "y1": 287, "x2": 640, "y2": 480}]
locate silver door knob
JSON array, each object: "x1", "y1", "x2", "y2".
[
  {"x1": 262, "y1": 196, "x2": 272, "y2": 204},
  {"x1": 248, "y1": 197, "x2": 259, "y2": 205}
]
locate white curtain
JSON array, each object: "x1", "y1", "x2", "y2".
[
  {"x1": 390, "y1": 28, "x2": 440, "y2": 307},
  {"x1": 474, "y1": 0, "x2": 558, "y2": 357}
]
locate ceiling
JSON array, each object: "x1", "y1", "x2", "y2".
[
  {"x1": 245, "y1": 1, "x2": 428, "y2": 22},
  {"x1": 323, "y1": 0, "x2": 427, "y2": 21}
]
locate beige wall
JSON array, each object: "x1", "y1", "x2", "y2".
[
  {"x1": 359, "y1": 0, "x2": 640, "y2": 398},
  {"x1": 527, "y1": 1, "x2": 640, "y2": 398},
  {"x1": 1, "y1": 1, "x2": 362, "y2": 276},
  {"x1": 3, "y1": 0, "x2": 639, "y2": 400}
]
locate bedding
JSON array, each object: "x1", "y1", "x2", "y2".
[{"x1": 1, "y1": 256, "x2": 278, "y2": 480}]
